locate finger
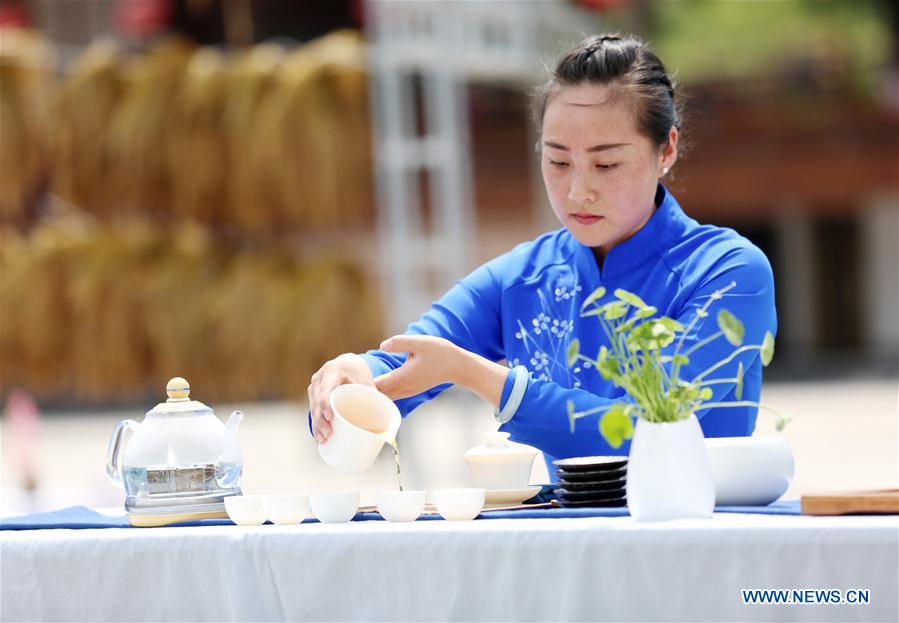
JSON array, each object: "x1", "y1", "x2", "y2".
[
  {"x1": 380, "y1": 335, "x2": 418, "y2": 353},
  {"x1": 320, "y1": 414, "x2": 332, "y2": 438},
  {"x1": 374, "y1": 369, "x2": 417, "y2": 401},
  {"x1": 313, "y1": 384, "x2": 331, "y2": 425},
  {"x1": 312, "y1": 409, "x2": 332, "y2": 443},
  {"x1": 312, "y1": 380, "x2": 335, "y2": 434},
  {"x1": 311, "y1": 418, "x2": 322, "y2": 444}
]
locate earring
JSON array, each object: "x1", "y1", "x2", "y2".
[{"x1": 662, "y1": 167, "x2": 669, "y2": 176}]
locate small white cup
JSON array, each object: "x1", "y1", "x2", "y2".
[
  {"x1": 376, "y1": 490, "x2": 426, "y2": 522},
  {"x1": 262, "y1": 494, "x2": 310, "y2": 525},
  {"x1": 310, "y1": 491, "x2": 360, "y2": 524},
  {"x1": 432, "y1": 488, "x2": 485, "y2": 521},
  {"x1": 224, "y1": 494, "x2": 267, "y2": 526}
]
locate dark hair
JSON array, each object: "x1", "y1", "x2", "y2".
[{"x1": 531, "y1": 34, "x2": 684, "y2": 153}]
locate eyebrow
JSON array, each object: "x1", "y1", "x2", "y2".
[{"x1": 543, "y1": 141, "x2": 630, "y2": 153}]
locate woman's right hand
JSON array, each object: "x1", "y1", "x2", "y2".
[{"x1": 308, "y1": 353, "x2": 375, "y2": 444}]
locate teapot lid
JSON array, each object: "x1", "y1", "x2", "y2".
[
  {"x1": 463, "y1": 431, "x2": 539, "y2": 462},
  {"x1": 147, "y1": 377, "x2": 213, "y2": 416}
]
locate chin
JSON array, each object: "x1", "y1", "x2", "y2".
[{"x1": 565, "y1": 226, "x2": 614, "y2": 249}]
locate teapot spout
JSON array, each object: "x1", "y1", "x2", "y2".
[{"x1": 220, "y1": 410, "x2": 244, "y2": 465}]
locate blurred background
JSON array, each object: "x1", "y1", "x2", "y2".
[{"x1": 1, "y1": 0, "x2": 896, "y2": 514}]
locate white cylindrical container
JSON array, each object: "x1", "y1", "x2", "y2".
[
  {"x1": 318, "y1": 384, "x2": 402, "y2": 474},
  {"x1": 626, "y1": 414, "x2": 715, "y2": 521}
]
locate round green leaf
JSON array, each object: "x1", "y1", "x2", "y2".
[
  {"x1": 659, "y1": 317, "x2": 686, "y2": 333},
  {"x1": 735, "y1": 361, "x2": 744, "y2": 400},
  {"x1": 614, "y1": 317, "x2": 639, "y2": 333},
  {"x1": 717, "y1": 309, "x2": 745, "y2": 346},
  {"x1": 598, "y1": 357, "x2": 621, "y2": 380},
  {"x1": 603, "y1": 300, "x2": 629, "y2": 320},
  {"x1": 775, "y1": 411, "x2": 793, "y2": 432},
  {"x1": 599, "y1": 407, "x2": 634, "y2": 449},
  {"x1": 580, "y1": 286, "x2": 607, "y2": 311},
  {"x1": 699, "y1": 387, "x2": 713, "y2": 400},
  {"x1": 760, "y1": 331, "x2": 775, "y2": 366},
  {"x1": 566, "y1": 338, "x2": 580, "y2": 368},
  {"x1": 614, "y1": 289, "x2": 649, "y2": 310}
]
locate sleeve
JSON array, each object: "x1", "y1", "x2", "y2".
[
  {"x1": 359, "y1": 258, "x2": 509, "y2": 417},
  {"x1": 500, "y1": 245, "x2": 777, "y2": 458}
]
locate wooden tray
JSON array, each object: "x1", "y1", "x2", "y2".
[{"x1": 800, "y1": 489, "x2": 899, "y2": 515}]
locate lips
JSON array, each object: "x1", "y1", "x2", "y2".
[{"x1": 571, "y1": 213, "x2": 603, "y2": 225}]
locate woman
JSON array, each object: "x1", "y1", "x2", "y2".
[{"x1": 308, "y1": 34, "x2": 776, "y2": 481}]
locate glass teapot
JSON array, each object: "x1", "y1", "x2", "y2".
[{"x1": 105, "y1": 377, "x2": 244, "y2": 526}]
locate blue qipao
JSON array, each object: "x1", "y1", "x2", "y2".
[{"x1": 359, "y1": 183, "x2": 776, "y2": 481}]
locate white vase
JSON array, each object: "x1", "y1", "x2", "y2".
[{"x1": 626, "y1": 413, "x2": 715, "y2": 521}]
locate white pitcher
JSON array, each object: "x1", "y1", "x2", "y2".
[{"x1": 318, "y1": 384, "x2": 401, "y2": 473}]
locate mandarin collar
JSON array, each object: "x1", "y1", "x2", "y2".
[{"x1": 572, "y1": 184, "x2": 688, "y2": 282}]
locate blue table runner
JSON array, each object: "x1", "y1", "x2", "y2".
[{"x1": 1, "y1": 499, "x2": 801, "y2": 530}]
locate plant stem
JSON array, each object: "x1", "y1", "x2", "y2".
[
  {"x1": 570, "y1": 404, "x2": 614, "y2": 421},
  {"x1": 692, "y1": 345, "x2": 760, "y2": 383},
  {"x1": 697, "y1": 378, "x2": 737, "y2": 387},
  {"x1": 695, "y1": 400, "x2": 784, "y2": 417},
  {"x1": 683, "y1": 330, "x2": 724, "y2": 359},
  {"x1": 672, "y1": 282, "x2": 737, "y2": 382}
]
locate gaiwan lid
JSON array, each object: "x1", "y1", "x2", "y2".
[
  {"x1": 463, "y1": 431, "x2": 539, "y2": 464},
  {"x1": 146, "y1": 377, "x2": 213, "y2": 416}
]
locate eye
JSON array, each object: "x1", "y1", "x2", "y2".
[
  {"x1": 548, "y1": 160, "x2": 569, "y2": 168},
  {"x1": 596, "y1": 163, "x2": 619, "y2": 170}
]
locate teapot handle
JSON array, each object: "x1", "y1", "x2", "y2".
[{"x1": 106, "y1": 419, "x2": 138, "y2": 488}]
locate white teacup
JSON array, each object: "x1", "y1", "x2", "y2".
[
  {"x1": 224, "y1": 494, "x2": 267, "y2": 526},
  {"x1": 376, "y1": 490, "x2": 426, "y2": 522},
  {"x1": 310, "y1": 491, "x2": 360, "y2": 524},
  {"x1": 432, "y1": 488, "x2": 485, "y2": 521},
  {"x1": 262, "y1": 494, "x2": 310, "y2": 525},
  {"x1": 318, "y1": 385, "x2": 402, "y2": 474}
]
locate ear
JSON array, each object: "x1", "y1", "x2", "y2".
[{"x1": 659, "y1": 126, "x2": 679, "y2": 176}]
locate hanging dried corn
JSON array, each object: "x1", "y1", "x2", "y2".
[
  {"x1": 221, "y1": 42, "x2": 285, "y2": 234},
  {"x1": 165, "y1": 47, "x2": 229, "y2": 226},
  {"x1": 50, "y1": 39, "x2": 124, "y2": 219},
  {"x1": 106, "y1": 37, "x2": 193, "y2": 221},
  {"x1": 0, "y1": 29, "x2": 56, "y2": 225}
]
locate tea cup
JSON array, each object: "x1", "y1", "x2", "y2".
[
  {"x1": 224, "y1": 494, "x2": 267, "y2": 526},
  {"x1": 262, "y1": 494, "x2": 310, "y2": 525},
  {"x1": 376, "y1": 490, "x2": 426, "y2": 522},
  {"x1": 309, "y1": 490, "x2": 360, "y2": 523},
  {"x1": 431, "y1": 488, "x2": 485, "y2": 521}
]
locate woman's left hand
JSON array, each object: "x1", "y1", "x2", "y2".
[{"x1": 374, "y1": 335, "x2": 470, "y2": 400}]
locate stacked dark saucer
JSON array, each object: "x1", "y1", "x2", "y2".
[{"x1": 553, "y1": 456, "x2": 627, "y2": 508}]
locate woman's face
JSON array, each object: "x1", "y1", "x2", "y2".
[{"x1": 540, "y1": 84, "x2": 678, "y2": 256}]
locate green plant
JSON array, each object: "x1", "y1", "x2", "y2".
[{"x1": 565, "y1": 283, "x2": 790, "y2": 448}]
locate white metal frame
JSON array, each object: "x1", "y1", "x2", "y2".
[{"x1": 365, "y1": 0, "x2": 597, "y2": 333}]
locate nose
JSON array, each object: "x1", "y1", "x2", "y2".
[{"x1": 567, "y1": 174, "x2": 595, "y2": 205}]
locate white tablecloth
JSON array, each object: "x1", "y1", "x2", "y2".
[{"x1": 2, "y1": 512, "x2": 897, "y2": 622}]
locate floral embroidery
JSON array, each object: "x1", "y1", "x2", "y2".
[
  {"x1": 553, "y1": 283, "x2": 582, "y2": 302},
  {"x1": 510, "y1": 282, "x2": 587, "y2": 388}
]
